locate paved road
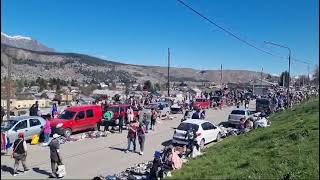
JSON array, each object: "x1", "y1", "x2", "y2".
[{"x1": 1, "y1": 102, "x2": 255, "y2": 179}]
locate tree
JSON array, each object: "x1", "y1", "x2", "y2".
[
  {"x1": 312, "y1": 65, "x2": 319, "y2": 85},
  {"x1": 266, "y1": 74, "x2": 272, "y2": 80},
  {"x1": 279, "y1": 71, "x2": 290, "y2": 87},
  {"x1": 154, "y1": 83, "x2": 161, "y2": 91},
  {"x1": 294, "y1": 75, "x2": 310, "y2": 87},
  {"x1": 125, "y1": 83, "x2": 130, "y2": 95},
  {"x1": 136, "y1": 84, "x2": 142, "y2": 91},
  {"x1": 143, "y1": 80, "x2": 153, "y2": 92}
]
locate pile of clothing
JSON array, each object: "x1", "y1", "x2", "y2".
[
  {"x1": 219, "y1": 126, "x2": 240, "y2": 137},
  {"x1": 83, "y1": 131, "x2": 108, "y2": 139}
]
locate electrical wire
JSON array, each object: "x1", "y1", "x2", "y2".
[{"x1": 176, "y1": 0, "x2": 315, "y2": 66}]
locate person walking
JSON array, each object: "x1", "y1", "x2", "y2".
[
  {"x1": 137, "y1": 122, "x2": 146, "y2": 155},
  {"x1": 49, "y1": 133, "x2": 62, "y2": 178},
  {"x1": 51, "y1": 103, "x2": 58, "y2": 118},
  {"x1": 125, "y1": 120, "x2": 138, "y2": 153},
  {"x1": 43, "y1": 118, "x2": 51, "y2": 145},
  {"x1": 150, "y1": 108, "x2": 157, "y2": 131},
  {"x1": 12, "y1": 132, "x2": 29, "y2": 176}
]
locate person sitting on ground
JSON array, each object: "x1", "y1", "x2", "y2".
[
  {"x1": 237, "y1": 117, "x2": 246, "y2": 131},
  {"x1": 254, "y1": 112, "x2": 270, "y2": 128}
]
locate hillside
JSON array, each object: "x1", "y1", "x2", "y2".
[
  {"x1": 1, "y1": 32, "x2": 55, "y2": 52},
  {"x1": 169, "y1": 97, "x2": 319, "y2": 179},
  {"x1": 1, "y1": 44, "x2": 273, "y2": 84}
]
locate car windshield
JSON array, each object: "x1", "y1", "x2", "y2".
[
  {"x1": 257, "y1": 99, "x2": 270, "y2": 105},
  {"x1": 58, "y1": 110, "x2": 76, "y2": 120},
  {"x1": 177, "y1": 123, "x2": 199, "y2": 131},
  {"x1": 106, "y1": 107, "x2": 120, "y2": 112},
  {"x1": 231, "y1": 110, "x2": 245, "y2": 115},
  {"x1": 1, "y1": 120, "x2": 18, "y2": 131},
  {"x1": 145, "y1": 104, "x2": 157, "y2": 109}
]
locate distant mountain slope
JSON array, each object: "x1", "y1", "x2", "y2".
[
  {"x1": 1, "y1": 43, "x2": 273, "y2": 84},
  {"x1": 1, "y1": 32, "x2": 55, "y2": 52}
]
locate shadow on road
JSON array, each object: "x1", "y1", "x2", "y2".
[
  {"x1": 1, "y1": 165, "x2": 14, "y2": 175},
  {"x1": 161, "y1": 140, "x2": 172, "y2": 147},
  {"x1": 109, "y1": 146, "x2": 127, "y2": 152},
  {"x1": 32, "y1": 167, "x2": 51, "y2": 176}
]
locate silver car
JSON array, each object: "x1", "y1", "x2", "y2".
[
  {"x1": 228, "y1": 108, "x2": 252, "y2": 125},
  {"x1": 1, "y1": 116, "x2": 46, "y2": 143},
  {"x1": 142, "y1": 102, "x2": 171, "y2": 119}
]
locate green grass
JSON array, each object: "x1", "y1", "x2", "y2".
[{"x1": 169, "y1": 97, "x2": 319, "y2": 180}]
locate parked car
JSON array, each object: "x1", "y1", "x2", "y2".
[
  {"x1": 192, "y1": 98, "x2": 211, "y2": 109},
  {"x1": 50, "y1": 105, "x2": 102, "y2": 137},
  {"x1": 1, "y1": 116, "x2": 46, "y2": 143},
  {"x1": 172, "y1": 119, "x2": 222, "y2": 149},
  {"x1": 142, "y1": 102, "x2": 170, "y2": 119},
  {"x1": 228, "y1": 108, "x2": 252, "y2": 125},
  {"x1": 256, "y1": 98, "x2": 272, "y2": 115}
]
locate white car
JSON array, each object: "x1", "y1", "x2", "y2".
[
  {"x1": 228, "y1": 108, "x2": 252, "y2": 125},
  {"x1": 172, "y1": 119, "x2": 222, "y2": 149}
]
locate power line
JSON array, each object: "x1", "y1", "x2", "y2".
[{"x1": 176, "y1": 0, "x2": 314, "y2": 66}]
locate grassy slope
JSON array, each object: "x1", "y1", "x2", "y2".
[{"x1": 170, "y1": 98, "x2": 319, "y2": 180}]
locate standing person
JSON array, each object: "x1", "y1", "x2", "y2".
[
  {"x1": 29, "y1": 104, "x2": 37, "y2": 116},
  {"x1": 125, "y1": 120, "x2": 138, "y2": 153},
  {"x1": 143, "y1": 112, "x2": 150, "y2": 133},
  {"x1": 1, "y1": 106, "x2": 5, "y2": 124},
  {"x1": 150, "y1": 108, "x2": 157, "y2": 131},
  {"x1": 43, "y1": 118, "x2": 51, "y2": 145},
  {"x1": 192, "y1": 109, "x2": 201, "y2": 119},
  {"x1": 200, "y1": 110, "x2": 206, "y2": 119},
  {"x1": 49, "y1": 134, "x2": 62, "y2": 178},
  {"x1": 12, "y1": 132, "x2": 29, "y2": 176},
  {"x1": 118, "y1": 110, "x2": 124, "y2": 133},
  {"x1": 245, "y1": 98, "x2": 250, "y2": 109},
  {"x1": 51, "y1": 103, "x2": 58, "y2": 118},
  {"x1": 137, "y1": 122, "x2": 146, "y2": 155}
]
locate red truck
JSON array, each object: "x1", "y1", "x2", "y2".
[
  {"x1": 192, "y1": 98, "x2": 211, "y2": 109},
  {"x1": 50, "y1": 105, "x2": 103, "y2": 137}
]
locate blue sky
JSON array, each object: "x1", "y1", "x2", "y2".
[{"x1": 1, "y1": 0, "x2": 319, "y2": 76}]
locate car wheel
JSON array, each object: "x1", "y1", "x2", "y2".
[
  {"x1": 200, "y1": 139, "x2": 205, "y2": 150},
  {"x1": 215, "y1": 132, "x2": 221, "y2": 142},
  {"x1": 64, "y1": 128, "x2": 72, "y2": 137}
]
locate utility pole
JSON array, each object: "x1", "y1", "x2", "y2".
[
  {"x1": 308, "y1": 64, "x2": 310, "y2": 86},
  {"x1": 220, "y1": 64, "x2": 223, "y2": 88},
  {"x1": 6, "y1": 57, "x2": 11, "y2": 120},
  {"x1": 264, "y1": 41, "x2": 291, "y2": 108},
  {"x1": 167, "y1": 48, "x2": 170, "y2": 97},
  {"x1": 260, "y1": 67, "x2": 263, "y2": 86}
]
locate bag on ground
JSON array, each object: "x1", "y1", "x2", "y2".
[
  {"x1": 56, "y1": 164, "x2": 66, "y2": 178},
  {"x1": 31, "y1": 134, "x2": 40, "y2": 145}
]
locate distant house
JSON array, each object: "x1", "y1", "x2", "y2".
[{"x1": 99, "y1": 82, "x2": 109, "y2": 89}]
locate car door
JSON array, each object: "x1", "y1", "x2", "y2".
[
  {"x1": 208, "y1": 123, "x2": 219, "y2": 141},
  {"x1": 28, "y1": 118, "x2": 43, "y2": 138},
  {"x1": 203, "y1": 122, "x2": 216, "y2": 142},
  {"x1": 74, "y1": 111, "x2": 86, "y2": 131},
  {"x1": 85, "y1": 109, "x2": 95, "y2": 129},
  {"x1": 201, "y1": 122, "x2": 210, "y2": 142},
  {"x1": 11, "y1": 120, "x2": 29, "y2": 141}
]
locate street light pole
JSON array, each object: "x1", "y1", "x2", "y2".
[{"x1": 264, "y1": 41, "x2": 291, "y2": 108}]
